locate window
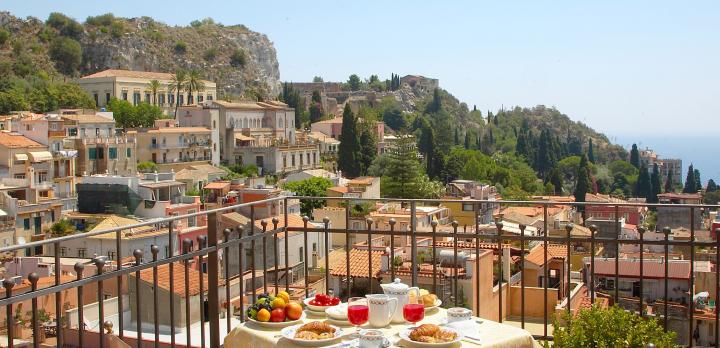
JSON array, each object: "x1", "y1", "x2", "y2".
[
  {"x1": 283, "y1": 155, "x2": 287, "y2": 168},
  {"x1": 312, "y1": 243, "x2": 317, "y2": 252},
  {"x1": 24, "y1": 218, "x2": 30, "y2": 230},
  {"x1": 68, "y1": 128, "x2": 78, "y2": 136},
  {"x1": 306, "y1": 153, "x2": 310, "y2": 164},
  {"x1": 168, "y1": 93, "x2": 175, "y2": 105},
  {"x1": 313, "y1": 153, "x2": 317, "y2": 164},
  {"x1": 88, "y1": 148, "x2": 97, "y2": 160},
  {"x1": 122, "y1": 91, "x2": 128, "y2": 101},
  {"x1": 60, "y1": 247, "x2": 67, "y2": 257},
  {"x1": 187, "y1": 209, "x2": 197, "y2": 227},
  {"x1": 300, "y1": 154, "x2": 303, "y2": 166},
  {"x1": 291, "y1": 154, "x2": 295, "y2": 166},
  {"x1": 109, "y1": 147, "x2": 117, "y2": 159},
  {"x1": 605, "y1": 279, "x2": 615, "y2": 290},
  {"x1": 299, "y1": 247, "x2": 304, "y2": 262},
  {"x1": 127, "y1": 148, "x2": 132, "y2": 157},
  {"x1": 95, "y1": 128, "x2": 100, "y2": 136},
  {"x1": 98, "y1": 148, "x2": 104, "y2": 159},
  {"x1": 50, "y1": 122, "x2": 59, "y2": 131},
  {"x1": 207, "y1": 94, "x2": 213, "y2": 101},
  {"x1": 39, "y1": 190, "x2": 49, "y2": 198},
  {"x1": 462, "y1": 204, "x2": 474, "y2": 212},
  {"x1": 165, "y1": 246, "x2": 170, "y2": 258},
  {"x1": 107, "y1": 251, "x2": 116, "y2": 260},
  {"x1": 93, "y1": 93, "x2": 98, "y2": 106},
  {"x1": 179, "y1": 95, "x2": 184, "y2": 105},
  {"x1": 197, "y1": 95, "x2": 203, "y2": 103},
  {"x1": 145, "y1": 93, "x2": 151, "y2": 103},
  {"x1": 133, "y1": 92, "x2": 141, "y2": 105},
  {"x1": 159, "y1": 94, "x2": 165, "y2": 105},
  {"x1": 78, "y1": 248, "x2": 86, "y2": 258},
  {"x1": 105, "y1": 93, "x2": 111, "y2": 104},
  {"x1": 37, "y1": 171, "x2": 48, "y2": 182},
  {"x1": 13, "y1": 174, "x2": 25, "y2": 179}
]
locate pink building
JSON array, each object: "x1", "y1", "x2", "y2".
[{"x1": 310, "y1": 117, "x2": 384, "y2": 153}]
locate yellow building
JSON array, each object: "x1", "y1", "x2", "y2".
[
  {"x1": 134, "y1": 120, "x2": 213, "y2": 167},
  {"x1": 78, "y1": 69, "x2": 217, "y2": 108},
  {"x1": 441, "y1": 198, "x2": 478, "y2": 227}
]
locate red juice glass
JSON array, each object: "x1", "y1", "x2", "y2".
[
  {"x1": 347, "y1": 297, "x2": 368, "y2": 337},
  {"x1": 403, "y1": 293, "x2": 424, "y2": 327}
]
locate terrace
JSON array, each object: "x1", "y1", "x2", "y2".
[{"x1": 0, "y1": 197, "x2": 718, "y2": 347}]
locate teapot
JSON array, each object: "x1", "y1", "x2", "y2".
[{"x1": 380, "y1": 278, "x2": 420, "y2": 323}]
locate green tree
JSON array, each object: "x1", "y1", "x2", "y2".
[
  {"x1": 46, "y1": 12, "x2": 83, "y2": 39},
  {"x1": 229, "y1": 49, "x2": 246, "y2": 67},
  {"x1": 347, "y1": 74, "x2": 361, "y2": 91},
  {"x1": 309, "y1": 103, "x2": 323, "y2": 124},
  {"x1": 108, "y1": 98, "x2": 162, "y2": 128},
  {"x1": 664, "y1": 168, "x2": 675, "y2": 192},
  {"x1": 337, "y1": 104, "x2": 360, "y2": 178},
  {"x1": 683, "y1": 164, "x2": 697, "y2": 193},
  {"x1": 545, "y1": 166, "x2": 563, "y2": 195},
  {"x1": 0, "y1": 29, "x2": 10, "y2": 46},
  {"x1": 634, "y1": 164, "x2": 652, "y2": 198},
  {"x1": 630, "y1": 143, "x2": 640, "y2": 168},
  {"x1": 280, "y1": 83, "x2": 303, "y2": 129},
  {"x1": 694, "y1": 168, "x2": 702, "y2": 192},
  {"x1": 0, "y1": 90, "x2": 29, "y2": 114},
  {"x1": 358, "y1": 125, "x2": 377, "y2": 176},
  {"x1": 587, "y1": 138, "x2": 595, "y2": 163},
  {"x1": 707, "y1": 179, "x2": 718, "y2": 192},
  {"x1": 137, "y1": 161, "x2": 158, "y2": 173},
  {"x1": 574, "y1": 154, "x2": 590, "y2": 205},
  {"x1": 147, "y1": 80, "x2": 161, "y2": 105},
  {"x1": 50, "y1": 219, "x2": 75, "y2": 237},
  {"x1": 426, "y1": 88, "x2": 442, "y2": 113},
  {"x1": 185, "y1": 69, "x2": 205, "y2": 105},
  {"x1": 169, "y1": 69, "x2": 188, "y2": 117},
  {"x1": 312, "y1": 76, "x2": 324, "y2": 83},
  {"x1": 382, "y1": 105, "x2": 406, "y2": 131},
  {"x1": 283, "y1": 177, "x2": 333, "y2": 217},
  {"x1": 461, "y1": 157, "x2": 483, "y2": 180},
  {"x1": 49, "y1": 37, "x2": 82, "y2": 75},
  {"x1": 380, "y1": 135, "x2": 443, "y2": 199},
  {"x1": 134, "y1": 102, "x2": 164, "y2": 127},
  {"x1": 553, "y1": 305, "x2": 676, "y2": 348},
  {"x1": 649, "y1": 163, "x2": 662, "y2": 202}
]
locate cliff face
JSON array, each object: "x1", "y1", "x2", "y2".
[{"x1": 0, "y1": 12, "x2": 281, "y2": 98}]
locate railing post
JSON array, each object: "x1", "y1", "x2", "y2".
[
  {"x1": 150, "y1": 245, "x2": 160, "y2": 348},
  {"x1": 495, "y1": 220, "x2": 503, "y2": 323},
  {"x1": 223, "y1": 228, "x2": 232, "y2": 332},
  {"x1": 589, "y1": 224, "x2": 597, "y2": 304},
  {"x1": 389, "y1": 218, "x2": 396, "y2": 281},
  {"x1": 410, "y1": 201, "x2": 418, "y2": 287},
  {"x1": 431, "y1": 220, "x2": 438, "y2": 295},
  {"x1": 94, "y1": 257, "x2": 107, "y2": 348},
  {"x1": 273, "y1": 217, "x2": 280, "y2": 295},
  {"x1": 74, "y1": 262, "x2": 85, "y2": 348},
  {"x1": 519, "y1": 224, "x2": 526, "y2": 329},
  {"x1": 133, "y1": 250, "x2": 143, "y2": 348},
  {"x1": 28, "y1": 273, "x2": 39, "y2": 348},
  {"x1": 366, "y1": 217, "x2": 374, "y2": 294},
  {"x1": 452, "y1": 220, "x2": 459, "y2": 307},
  {"x1": 662, "y1": 226, "x2": 671, "y2": 332},
  {"x1": 323, "y1": 217, "x2": 331, "y2": 295},
  {"x1": 638, "y1": 226, "x2": 645, "y2": 317},
  {"x1": 565, "y1": 223, "x2": 572, "y2": 316},
  {"x1": 4, "y1": 278, "x2": 14, "y2": 348}
]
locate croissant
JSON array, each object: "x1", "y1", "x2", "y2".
[
  {"x1": 434, "y1": 329, "x2": 458, "y2": 342},
  {"x1": 296, "y1": 321, "x2": 336, "y2": 334},
  {"x1": 409, "y1": 324, "x2": 440, "y2": 341},
  {"x1": 294, "y1": 331, "x2": 320, "y2": 340}
]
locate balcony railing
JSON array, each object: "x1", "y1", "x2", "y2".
[{"x1": 0, "y1": 197, "x2": 718, "y2": 347}]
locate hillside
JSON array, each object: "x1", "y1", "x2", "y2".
[{"x1": 0, "y1": 12, "x2": 280, "y2": 99}]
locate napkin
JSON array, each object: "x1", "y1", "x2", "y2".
[{"x1": 446, "y1": 320, "x2": 483, "y2": 342}]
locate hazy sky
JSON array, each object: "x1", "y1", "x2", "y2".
[{"x1": 3, "y1": 1, "x2": 719, "y2": 137}]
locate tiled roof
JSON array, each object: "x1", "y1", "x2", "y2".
[
  {"x1": 253, "y1": 214, "x2": 307, "y2": 237},
  {"x1": 61, "y1": 114, "x2": 115, "y2": 124},
  {"x1": 658, "y1": 192, "x2": 703, "y2": 200},
  {"x1": 590, "y1": 258, "x2": 691, "y2": 280},
  {"x1": 329, "y1": 249, "x2": 384, "y2": 278},
  {"x1": 221, "y1": 212, "x2": 250, "y2": 226},
  {"x1": 136, "y1": 262, "x2": 208, "y2": 298},
  {"x1": 0, "y1": 131, "x2": 45, "y2": 148},
  {"x1": 88, "y1": 215, "x2": 156, "y2": 239},
  {"x1": 82, "y1": 69, "x2": 213, "y2": 84},
  {"x1": 146, "y1": 127, "x2": 211, "y2": 134},
  {"x1": 525, "y1": 244, "x2": 567, "y2": 267},
  {"x1": 328, "y1": 186, "x2": 348, "y2": 193},
  {"x1": 212, "y1": 100, "x2": 269, "y2": 110},
  {"x1": 348, "y1": 177, "x2": 376, "y2": 185}
]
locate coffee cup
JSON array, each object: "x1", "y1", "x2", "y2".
[
  {"x1": 359, "y1": 329, "x2": 386, "y2": 348},
  {"x1": 447, "y1": 307, "x2": 472, "y2": 323}
]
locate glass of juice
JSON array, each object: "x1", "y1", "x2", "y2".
[
  {"x1": 403, "y1": 294, "x2": 425, "y2": 327},
  {"x1": 347, "y1": 297, "x2": 369, "y2": 337}
]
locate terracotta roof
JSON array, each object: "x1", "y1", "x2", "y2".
[
  {"x1": 585, "y1": 193, "x2": 627, "y2": 204},
  {"x1": 589, "y1": 258, "x2": 691, "y2": 280},
  {"x1": 348, "y1": 177, "x2": 376, "y2": 185},
  {"x1": 136, "y1": 262, "x2": 208, "y2": 298},
  {"x1": 525, "y1": 244, "x2": 567, "y2": 267},
  {"x1": 221, "y1": 212, "x2": 250, "y2": 226},
  {"x1": 61, "y1": 114, "x2": 115, "y2": 124},
  {"x1": 88, "y1": 215, "x2": 156, "y2": 239},
  {"x1": 212, "y1": 100, "x2": 268, "y2": 110},
  {"x1": 501, "y1": 211, "x2": 540, "y2": 227},
  {"x1": 204, "y1": 181, "x2": 230, "y2": 190},
  {"x1": 82, "y1": 69, "x2": 213, "y2": 84},
  {"x1": 658, "y1": 192, "x2": 703, "y2": 200},
  {"x1": 328, "y1": 186, "x2": 348, "y2": 193},
  {"x1": 0, "y1": 132, "x2": 45, "y2": 148},
  {"x1": 253, "y1": 214, "x2": 307, "y2": 237},
  {"x1": 329, "y1": 249, "x2": 384, "y2": 278}
]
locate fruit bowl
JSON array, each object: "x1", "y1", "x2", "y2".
[
  {"x1": 247, "y1": 311, "x2": 306, "y2": 328},
  {"x1": 303, "y1": 294, "x2": 341, "y2": 312}
]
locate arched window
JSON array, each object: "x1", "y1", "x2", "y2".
[{"x1": 243, "y1": 118, "x2": 248, "y2": 128}]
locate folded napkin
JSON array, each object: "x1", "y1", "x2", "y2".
[{"x1": 446, "y1": 320, "x2": 483, "y2": 342}]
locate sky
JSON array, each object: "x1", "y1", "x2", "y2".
[{"x1": 2, "y1": 1, "x2": 719, "y2": 176}]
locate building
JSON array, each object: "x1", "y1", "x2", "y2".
[
  {"x1": 639, "y1": 148, "x2": 682, "y2": 187},
  {"x1": 584, "y1": 193, "x2": 643, "y2": 225},
  {"x1": 78, "y1": 69, "x2": 217, "y2": 108},
  {"x1": 443, "y1": 180, "x2": 500, "y2": 225},
  {"x1": 134, "y1": 119, "x2": 216, "y2": 166},
  {"x1": 522, "y1": 244, "x2": 569, "y2": 301},
  {"x1": 399, "y1": 75, "x2": 439, "y2": 92},
  {"x1": 657, "y1": 193, "x2": 703, "y2": 230},
  {"x1": 61, "y1": 111, "x2": 137, "y2": 176},
  {"x1": 285, "y1": 169, "x2": 343, "y2": 186},
  {"x1": 310, "y1": 116, "x2": 384, "y2": 154}
]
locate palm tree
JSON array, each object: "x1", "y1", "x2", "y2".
[
  {"x1": 185, "y1": 69, "x2": 206, "y2": 106},
  {"x1": 169, "y1": 69, "x2": 188, "y2": 118},
  {"x1": 147, "y1": 79, "x2": 161, "y2": 106}
]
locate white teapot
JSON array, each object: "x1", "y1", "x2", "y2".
[{"x1": 380, "y1": 278, "x2": 420, "y2": 323}]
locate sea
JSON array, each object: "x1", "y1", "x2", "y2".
[{"x1": 610, "y1": 134, "x2": 719, "y2": 185}]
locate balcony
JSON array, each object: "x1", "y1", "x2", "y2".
[{"x1": 0, "y1": 197, "x2": 716, "y2": 347}]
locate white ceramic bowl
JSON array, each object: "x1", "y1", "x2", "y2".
[
  {"x1": 303, "y1": 297, "x2": 340, "y2": 312},
  {"x1": 399, "y1": 326, "x2": 463, "y2": 348},
  {"x1": 280, "y1": 323, "x2": 343, "y2": 347}
]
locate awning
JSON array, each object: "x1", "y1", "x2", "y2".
[
  {"x1": 14, "y1": 153, "x2": 28, "y2": 161},
  {"x1": 234, "y1": 133, "x2": 254, "y2": 141},
  {"x1": 29, "y1": 151, "x2": 53, "y2": 162}
]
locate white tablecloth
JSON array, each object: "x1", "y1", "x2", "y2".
[{"x1": 224, "y1": 307, "x2": 535, "y2": 348}]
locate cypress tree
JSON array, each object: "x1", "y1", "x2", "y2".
[
  {"x1": 545, "y1": 166, "x2": 563, "y2": 195},
  {"x1": 707, "y1": 179, "x2": 718, "y2": 192},
  {"x1": 630, "y1": 144, "x2": 640, "y2": 168},
  {"x1": 464, "y1": 131, "x2": 472, "y2": 149},
  {"x1": 665, "y1": 168, "x2": 675, "y2": 193},
  {"x1": 358, "y1": 125, "x2": 377, "y2": 176},
  {"x1": 649, "y1": 163, "x2": 661, "y2": 202},
  {"x1": 338, "y1": 104, "x2": 360, "y2": 178},
  {"x1": 694, "y1": 169, "x2": 702, "y2": 191},
  {"x1": 454, "y1": 128, "x2": 460, "y2": 145},
  {"x1": 574, "y1": 154, "x2": 591, "y2": 206},
  {"x1": 634, "y1": 164, "x2": 652, "y2": 198},
  {"x1": 588, "y1": 138, "x2": 595, "y2": 164},
  {"x1": 683, "y1": 164, "x2": 697, "y2": 193}
]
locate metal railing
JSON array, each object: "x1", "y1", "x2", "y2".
[{"x1": 0, "y1": 197, "x2": 717, "y2": 347}]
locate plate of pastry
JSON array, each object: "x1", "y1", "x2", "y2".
[
  {"x1": 280, "y1": 321, "x2": 344, "y2": 347},
  {"x1": 399, "y1": 324, "x2": 463, "y2": 348}
]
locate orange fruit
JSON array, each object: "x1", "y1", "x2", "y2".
[
  {"x1": 285, "y1": 302, "x2": 303, "y2": 320},
  {"x1": 271, "y1": 297, "x2": 286, "y2": 309},
  {"x1": 257, "y1": 308, "x2": 271, "y2": 322}
]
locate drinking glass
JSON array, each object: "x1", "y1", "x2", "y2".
[
  {"x1": 347, "y1": 297, "x2": 369, "y2": 337},
  {"x1": 403, "y1": 293, "x2": 425, "y2": 327}
]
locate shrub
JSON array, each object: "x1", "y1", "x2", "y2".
[
  {"x1": 174, "y1": 41, "x2": 187, "y2": 54},
  {"x1": 50, "y1": 219, "x2": 75, "y2": 237},
  {"x1": 0, "y1": 29, "x2": 10, "y2": 46},
  {"x1": 229, "y1": 49, "x2": 246, "y2": 67},
  {"x1": 552, "y1": 305, "x2": 676, "y2": 348},
  {"x1": 203, "y1": 47, "x2": 218, "y2": 62},
  {"x1": 86, "y1": 13, "x2": 116, "y2": 27},
  {"x1": 109, "y1": 21, "x2": 125, "y2": 38},
  {"x1": 46, "y1": 12, "x2": 83, "y2": 39},
  {"x1": 137, "y1": 161, "x2": 158, "y2": 173},
  {"x1": 49, "y1": 37, "x2": 82, "y2": 75}
]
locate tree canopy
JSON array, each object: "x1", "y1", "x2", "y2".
[{"x1": 283, "y1": 177, "x2": 333, "y2": 217}]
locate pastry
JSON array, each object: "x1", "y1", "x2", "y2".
[
  {"x1": 422, "y1": 293, "x2": 438, "y2": 307},
  {"x1": 294, "y1": 331, "x2": 319, "y2": 340},
  {"x1": 434, "y1": 329, "x2": 458, "y2": 341},
  {"x1": 296, "y1": 321, "x2": 336, "y2": 334},
  {"x1": 409, "y1": 324, "x2": 440, "y2": 341}
]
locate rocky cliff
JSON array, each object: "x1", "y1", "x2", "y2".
[{"x1": 0, "y1": 12, "x2": 281, "y2": 99}]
